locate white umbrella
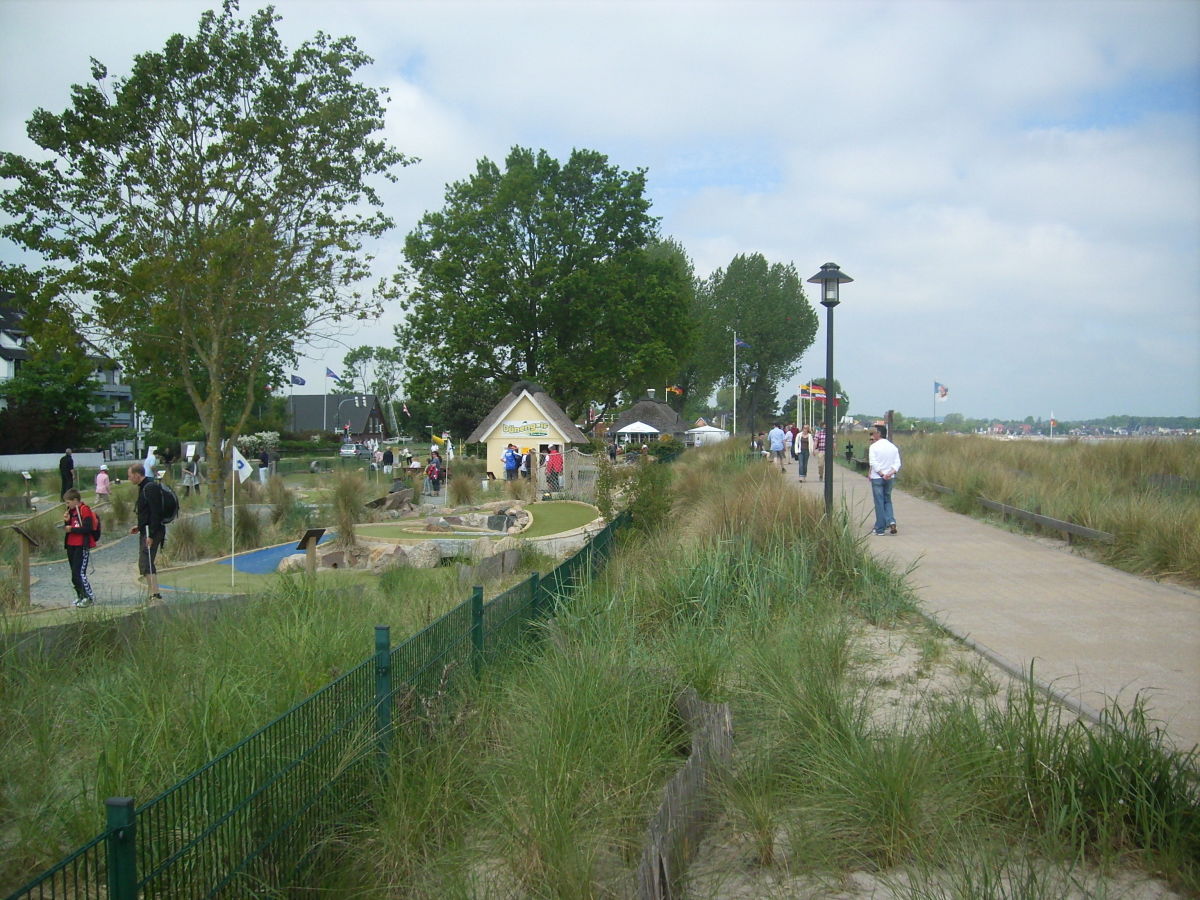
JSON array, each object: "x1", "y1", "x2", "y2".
[{"x1": 616, "y1": 421, "x2": 659, "y2": 434}]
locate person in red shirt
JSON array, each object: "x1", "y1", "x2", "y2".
[
  {"x1": 545, "y1": 444, "x2": 564, "y2": 491},
  {"x1": 62, "y1": 488, "x2": 98, "y2": 607}
]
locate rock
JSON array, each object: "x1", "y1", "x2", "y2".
[
  {"x1": 404, "y1": 542, "x2": 442, "y2": 569},
  {"x1": 277, "y1": 554, "x2": 307, "y2": 573},
  {"x1": 321, "y1": 549, "x2": 347, "y2": 569}
]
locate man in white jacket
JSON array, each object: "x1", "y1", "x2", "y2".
[{"x1": 867, "y1": 424, "x2": 902, "y2": 535}]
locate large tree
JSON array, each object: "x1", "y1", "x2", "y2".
[
  {"x1": 398, "y1": 147, "x2": 693, "y2": 424},
  {"x1": 0, "y1": 0, "x2": 411, "y2": 522},
  {"x1": 697, "y1": 254, "x2": 819, "y2": 434},
  {"x1": 0, "y1": 355, "x2": 105, "y2": 453}
]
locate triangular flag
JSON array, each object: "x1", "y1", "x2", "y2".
[{"x1": 230, "y1": 445, "x2": 253, "y2": 483}]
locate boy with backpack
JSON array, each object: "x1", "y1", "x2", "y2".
[{"x1": 62, "y1": 488, "x2": 99, "y2": 607}]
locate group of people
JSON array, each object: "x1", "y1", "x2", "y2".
[
  {"x1": 60, "y1": 460, "x2": 172, "y2": 609},
  {"x1": 501, "y1": 443, "x2": 564, "y2": 490},
  {"x1": 757, "y1": 423, "x2": 830, "y2": 482}
]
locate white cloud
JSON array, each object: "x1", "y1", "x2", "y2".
[{"x1": 1, "y1": 0, "x2": 1197, "y2": 419}]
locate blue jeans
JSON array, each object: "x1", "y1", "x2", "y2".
[
  {"x1": 871, "y1": 477, "x2": 895, "y2": 533},
  {"x1": 798, "y1": 449, "x2": 810, "y2": 477}
]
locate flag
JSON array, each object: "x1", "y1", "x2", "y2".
[
  {"x1": 402, "y1": 402, "x2": 411, "y2": 417},
  {"x1": 326, "y1": 367, "x2": 342, "y2": 382},
  {"x1": 230, "y1": 445, "x2": 253, "y2": 483},
  {"x1": 666, "y1": 385, "x2": 683, "y2": 395},
  {"x1": 934, "y1": 381, "x2": 949, "y2": 401},
  {"x1": 290, "y1": 375, "x2": 306, "y2": 386},
  {"x1": 734, "y1": 338, "x2": 751, "y2": 349}
]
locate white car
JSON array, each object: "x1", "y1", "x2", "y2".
[{"x1": 338, "y1": 443, "x2": 372, "y2": 459}]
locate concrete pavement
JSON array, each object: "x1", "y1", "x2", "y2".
[{"x1": 792, "y1": 458, "x2": 1200, "y2": 753}]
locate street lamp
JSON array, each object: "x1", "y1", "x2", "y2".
[{"x1": 807, "y1": 262, "x2": 853, "y2": 516}]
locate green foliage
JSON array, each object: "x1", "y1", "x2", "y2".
[
  {"x1": 651, "y1": 434, "x2": 684, "y2": 462},
  {"x1": 626, "y1": 458, "x2": 673, "y2": 533},
  {"x1": 694, "y1": 253, "x2": 819, "y2": 433},
  {"x1": 0, "y1": 356, "x2": 105, "y2": 452},
  {"x1": 399, "y1": 147, "x2": 694, "y2": 422},
  {"x1": 0, "y1": 0, "x2": 413, "y2": 525}
]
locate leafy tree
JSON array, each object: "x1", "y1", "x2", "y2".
[
  {"x1": 697, "y1": 253, "x2": 818, "y2": 434},
  {"x1": 342, "y1": 345, "x2": 406, "y2": 432},
  {"x1": 0, "y1": 0, "x2": 412, "y2": 523},
  {"x1": 398, "y1": 146, "x2": 693, "y2": 423},
  {"x1": 0, "y1": 355, "x2": 104, "y2": 452}
]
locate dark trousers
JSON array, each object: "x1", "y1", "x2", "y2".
[
  {"x1": 798, "y1": 449, "x2": 810, "y2": 477},
  {"x1": 67, "y1": 545, "x2": 94, "y2": 600}
]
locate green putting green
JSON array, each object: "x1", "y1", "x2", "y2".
[{"x1": 357, "y1": 500, "x2": 599, "y2": 542}]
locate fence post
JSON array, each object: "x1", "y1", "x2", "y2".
[
  {"x1": 529, "y1": 572, "x2": 542, "y2": 620},
  {"x1": 374, "y1": 625, "x2": 392, "y2": 766},
  {"x1": 470, "y1": 586, "x2": 485, "y2": 675},
  {"x1": 105, "y1": 796, "x2": 137, "y2": 900}
]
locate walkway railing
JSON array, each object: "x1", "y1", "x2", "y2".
[{"x1": 5, "y1": 510, "x2": 629, "y2": 900}]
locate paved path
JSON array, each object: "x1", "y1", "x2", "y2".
[{"x1": 790, "y1": 460, "x2": 1200, "y2": 752}]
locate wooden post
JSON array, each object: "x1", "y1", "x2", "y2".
[
  {"x1": 10, "y1": 524, "x2": 38, "y2": 608},
  {"x1": 296, "y1": 528, "x2": 327, "y2": 578}
]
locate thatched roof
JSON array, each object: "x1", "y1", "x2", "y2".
[
  {"x1": 611, "y1": 394, "x2": 687, "y2": 437},
  {"x1": 467, "y1": 381, "x2": 588, "y2": 445}
]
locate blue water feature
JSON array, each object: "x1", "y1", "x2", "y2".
[{"x1": 217, "y1": 533, "x2": 335, "y2": 574}]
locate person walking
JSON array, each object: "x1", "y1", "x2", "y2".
[
  {"x1": 62, "y1": 488, "x2": 99, "y2": 607},
  {"x1": 767, "y1": 423, "x2": 787, "y2": 472},
  {"x1": 94, "y1": 464, "x2": 111, "y2": 503},
  {"x1": 58, "y1": 448, "x2": 75, "y2": 499},
  {"x1": 382, "y1": 446, "x2": 394, "y2": 475},
  {"x1": 127, "y1": 463, "x2": 167, "y2": 604},
  {"x1": 867, "y1": 424, "x2": 902, "y2": 536},
  {"x1": 545, "y1": 444, "x2": 564, "y2": 491},
  {"x1": 814, "y1": 427, "x2": 828, "y2": 480},
  {"x1": 794, "y1": 425, "x2": 813, "y2": 482},
  {"x1": 258, "y1": 448, "x2": 270, "y2": 484}
]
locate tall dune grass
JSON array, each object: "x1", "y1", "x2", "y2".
[
  {"x1": 898, "y1": 435, "x2": 1200, "y2": 584},
  {"x1": 325, "y1": 442, "x2": 1197, "y2": 897}
]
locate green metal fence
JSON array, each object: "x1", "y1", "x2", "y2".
[{"x1": 5, "y1": 510, "x2": 629, "y2": 899}]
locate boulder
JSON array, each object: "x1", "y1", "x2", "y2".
[
  {"x1": 404, "y1": 541, "x2": 442, "y2": 569},
  {"x1": 277, "y1": 554, "x2": 307, "y2": 573}
]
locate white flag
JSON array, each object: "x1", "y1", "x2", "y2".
[{"x1": 231, "y1": 445, "x2": 253, "y2": 483}]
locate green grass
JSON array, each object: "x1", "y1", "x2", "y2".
[
  {"x1": 321, "y1": 442, "x2": 1199, "y2": 897},
  {"x1": 3, "y1": 442, "x2": 1196, "y2": 897}
]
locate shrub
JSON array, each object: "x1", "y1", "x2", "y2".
[{"x1": 447, "y1": 472, "x2": 478, "y2": 507}]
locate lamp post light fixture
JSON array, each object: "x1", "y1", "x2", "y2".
[{"x1": 806, "y1": 263, "x2": 853, "y2": 516}]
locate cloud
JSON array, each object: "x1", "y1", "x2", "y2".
[{"x1": 1, "y1": 0, "x2": 1196, "y2": 419}]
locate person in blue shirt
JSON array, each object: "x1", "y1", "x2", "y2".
[{"x1": 502, "y1": 444, "x2": 520, "y2": 480}]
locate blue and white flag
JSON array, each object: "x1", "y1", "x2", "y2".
[
  {"x1": 325, "y1": 368, "x2": 342, "y2": 383},
  {"x1": 230, "y1": 444, "x2": 254, "y2": 483},
  {"x1": 290, "y1": 374, "x2": 306, "y2": 386},
  {"x1": 934, "y1": 381, "x2": 949, "y2": 401}
]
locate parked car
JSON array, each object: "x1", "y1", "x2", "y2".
[{"x1": 338, "y1": 443, "x2": 373, "y2": 460}]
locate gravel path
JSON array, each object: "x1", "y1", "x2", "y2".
[{"x1": 29, "y1": 531, "x2": 153, "y2": 608}]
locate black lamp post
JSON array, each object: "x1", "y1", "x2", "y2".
[{"x1": 807, "y1": 263, "x2": 853, "y2": 516}]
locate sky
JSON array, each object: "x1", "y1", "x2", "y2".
[{"x1": 1, "y1": 0, "x2": 1198, "y2": 422}]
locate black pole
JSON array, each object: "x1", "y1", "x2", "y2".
[{"x1": 823, "y1": 303, "x2": 835, "y2": 516}]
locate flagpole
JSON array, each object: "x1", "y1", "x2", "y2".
[
  {"x1": 231, "y1": 458, "x2": 237, "y2": 591},
  {"x1": 323, "y1": 371, "x2": 329, "y2": 433}
]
